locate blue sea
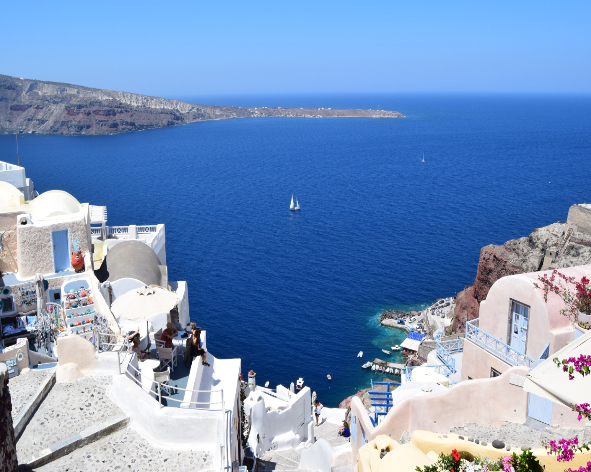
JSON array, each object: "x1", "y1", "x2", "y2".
[{"x1": 1, "y1": 94, "x2": 590, "y2": 406}]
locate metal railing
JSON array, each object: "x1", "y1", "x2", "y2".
[
  {"x1": 465, "y1": 318, "x2": 535, "y2": 368},
  {"x1": 368, "y1": 381, "x2": 400, "y2": 426},
  {"x1": 403, "y1": 364, "x2": 454, "y2": 382},
  {"x1": 124, "y1": 358, "x2": 225, "y2": 410},
  {"x1": 436, "y1": 338, "x2": 464, "y2": 374},
  {"x1": 92, "y1": 224, "x2": 164, "y2": 251}
]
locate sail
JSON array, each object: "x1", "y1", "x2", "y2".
[{"x1": 290, "y1": 195, "x2": 295, "y2": 209}]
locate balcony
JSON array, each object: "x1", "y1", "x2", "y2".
[
  {"x1": 465, "y1": 318, "x2": 535, "y2": 368},
  {"x1": 91, "y1": 224, "x2": 165, "y2": 253}
]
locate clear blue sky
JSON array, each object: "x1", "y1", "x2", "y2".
[{"x1": 2, "y1": 1, "x2": 589, "y2": 96}]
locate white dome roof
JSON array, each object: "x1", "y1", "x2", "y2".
[
  {"x1": 30, "y1": 190, "x2": 82, "y2": 220},
  {"x1": 0, "y1": 181, "x2": 24, "y2": 211}
]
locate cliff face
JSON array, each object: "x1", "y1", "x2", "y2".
[
  {"x1": 0, "y1": 74, "x2": 402, "y2": 135},
  {"x1": 452, "y1": 209, "x2": 591, "y2": 332}
]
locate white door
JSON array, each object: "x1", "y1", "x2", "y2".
[{"x1": 510, "y1": 301, "x2": 529, "y2": 354}]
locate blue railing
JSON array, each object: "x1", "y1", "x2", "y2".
[
  {"x1": 465, "y1": 318, "x2": 535, "y2": 368},
  {"x1": 368, "y1": 381, "x2": 400, "y2": 426},
  {"x1": 403, "y1": 364, "x2": 454, "y2": 382},
  {"x1": 436, "y1": 338, "x2": 464, "y2": 374}
]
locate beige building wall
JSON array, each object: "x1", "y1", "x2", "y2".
[
  {"x1": 16, "y1": 215, "x2": 90, "y2": 279},
  {"x1": 460, "y1": 339, "x2": 513, "y2": 380},
  {"x1": 0, "y1": 212, "x2": 19, "y2": 274}
]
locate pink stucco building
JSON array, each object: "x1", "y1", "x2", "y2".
[{"x1": 462, "y1": 265, "x2": 590, "y2": 381}]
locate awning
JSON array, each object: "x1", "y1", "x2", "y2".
[
  {"x1": 400, "y1": 331, "x2": 426, "y2": 352},
  {"x1": 400, "y1": 338, "x2": 422, "y2": 351},
  {"x1": 523, "y1": 329, "x2": 591, "y2": 407}
]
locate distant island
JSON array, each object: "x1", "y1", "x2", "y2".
[{"x1": 0, "y1": 74, "x2": 403, "y2": 136}]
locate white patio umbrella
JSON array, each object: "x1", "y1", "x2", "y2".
[
  {"x1": 111, "y1": 285, "x2": 178, "y2": 323},
  {"x1": 523, "y1": 330, "x2": 591, "y2": 407}
]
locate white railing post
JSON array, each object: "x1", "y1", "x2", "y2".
[
  {"x1": 129, "y1": 225, "x2": 137, "y2": 239},
  {"x1": 158, "y1": 382, "x2": 162, "y2": 409}
]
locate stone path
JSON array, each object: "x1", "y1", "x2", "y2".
[
  {"x1": 450, "y1": 421, "x2": 591, "y2": 449},
  {"x1": 258, "y1": 419, "x2": 350, "y2": 472},
  {"x1": 17, "y1": 375, "x2": 124, "y2": 464},
  {"x1": 8, "y1": 367, "x2": 55, "y2": 420},
  {"x1": 30, "y1": 427, "x2": 215, "y2": 472}
]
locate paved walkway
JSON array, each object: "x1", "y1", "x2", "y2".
[
  {"x1": 17, "y1": 375, "x2": 125, "y2": 464},
  {"x1": 8, "y1": 367, "x2": 55, "y2": 420},
  {"x1": 450, "y1": 421, "x2": 591, "y2": 449},
  {"x1": 258, "y1": 419, "x2": 350, "y2": 472},
  {"x1": 32, "y1": 426, "x2": 215, "y2": 472}
]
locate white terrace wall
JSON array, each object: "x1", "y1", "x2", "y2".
[
  {"x1": 111, "y1": 374, "x2": 223, "y2": 464},
  {"x1": 350, "y1": 366, "x2": 586, "y2": 461}
]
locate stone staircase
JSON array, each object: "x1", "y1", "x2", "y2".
[
  {"x1": 258, "y1": 420, "x2": 352, "y2": 472},
  {"x1": 9, "y1": 368, "x2": 214, "y2": 471}
]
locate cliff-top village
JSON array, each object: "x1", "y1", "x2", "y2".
[{"x1": 1, "y1": 156, "x2": 591, "y2": 472}]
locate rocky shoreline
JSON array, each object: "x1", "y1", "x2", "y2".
[{"x1": 0, "y1": 74, "x2": 403, "y2": 136}]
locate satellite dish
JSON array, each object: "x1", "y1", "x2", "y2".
[
  {"x1": 1, "y1": 287, "x2": 10, "y2": 295},
  {"x1": 16, "y1": 350, "x2": 25, "y2": 362}
]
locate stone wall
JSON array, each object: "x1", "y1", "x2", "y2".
[
  {"x1": 0, "y1": 213, "x2": 19, "y2": 274},
  {"x1": 0, "y1": 363, "x2": 18, "y2": 472},
  {"x1": 567, "y1": 204, "x2": 591, "y2": 235},
  {"x1": 16, "y1": 215, "x2": 90, "y2": 278}
]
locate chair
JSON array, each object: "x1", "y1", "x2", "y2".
[
  {"x1": 154, "y1": 328, "x2": 164, "y2": 348},
  {"x1": 154, "y1": 367, "x2": 172, "y2": 395},
  {"x1": 156, "y1": 345, "x2": 178, "y2": 372}
]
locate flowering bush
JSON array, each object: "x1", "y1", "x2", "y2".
[
  {"x1": 535, "y1": 271, "x2": 591, "y2": 321},
  {"x1": 554, "y1": 355, "x2": 591, "y2": 381},
  {"x1": 565, "y1": 462, "x2": 591, "y2": 472},
  {"x1": 578, "y1": 321, "x2": 591, "y2": 330},
  {"x1": 416, "y1": 450, "x2": 541, "y2": 472}
]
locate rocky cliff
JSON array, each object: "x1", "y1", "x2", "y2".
[
  {"x1": 0, "y1": 74, "x2": 403, "y2": 135},
  {"x1": 452, "y1": 205, "x2": 591, "y2": 332}
]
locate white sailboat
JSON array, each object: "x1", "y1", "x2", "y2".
[
  {"x1": 422, "y1": 153, "x2": 425, "y2": 163},
  {"x1": 290, "y1": 195, "x2": 300, "y2": 211}
]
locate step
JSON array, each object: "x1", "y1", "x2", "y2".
[
  {"x1": 16, "y1": 375, "x2": 125, "y2": 463},
  {"x1": 22, "y1": 416, "x2": 129, "y2": 469},
  {"x1": 28, "y1": 426, "x2": 215, "y2": 471}
]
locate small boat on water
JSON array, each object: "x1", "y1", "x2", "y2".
[
  {"x1": 371, "y1": 364, "x2": 377, "y2": 371},
  {"x1": 357, "y1": 351, "x2": 363, "y2": 358},
  {"x1": 382, "y1": 349, "x2": 391, "y2": 355},
  {"x1": 296, "y1": 377, "x2": 304, "y2": 390},
  {"x1": 395, "y1": 369, "x2": 400, "y2": 374},
  {"x1": 290, "y1": 195, "x2": 301, "y2": 211},
  {"x1": 327, "y1": 374, "x2": 331, "y2": 380},
  {"x1": 362, "y1": 362, "x2": 372, "y2": 369},
  {"x1": 391, "y1": 345, "x2": 401, "y2": 351}
]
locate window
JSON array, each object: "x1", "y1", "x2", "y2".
[
  {"x1": 491, "y1": 368, "x2": 501, "y2": 378},
  {"x1": 1, "y1": 297, "x2": 14, "y2": 313}
]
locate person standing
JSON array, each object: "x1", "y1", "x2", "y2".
[{"x1": 314, "y1": 398, "x2": 323, "y2": 426}]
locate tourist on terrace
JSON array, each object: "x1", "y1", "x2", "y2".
[
  {"x1": 314, "y1": 398, "x2": 323, "y2": 426},
  {"x1": 160, "y1": 322, "x2": 178, "y2": 349},
  {"x1": 338, "y1": 421, "x2": 351, "y2": 438},
  {"x1": 131, "y1": 336, "x2": 152, "y2": 360},
  {"x1": 183, "y1": 322, "x2": 210, "y2": 367}
]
